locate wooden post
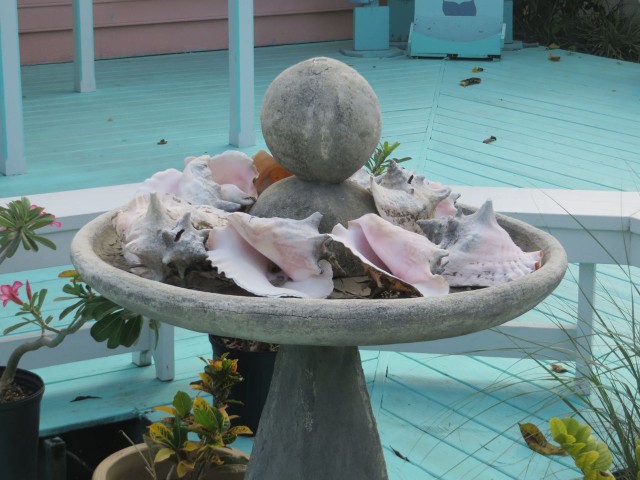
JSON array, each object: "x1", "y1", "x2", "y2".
[
  {"x1": 228, "y1": 0, "x2": 255, "y2": 148},
  {"x1": 0, "y1": 0, "x2": 26, "y2": 175},
  {"x1": 73, "y1": 0, "x2": 96, "y2": 93}
]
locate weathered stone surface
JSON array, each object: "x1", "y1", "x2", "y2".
[
  {"x1": 246, "y1": 345, "x2": 388, "y2": 480},
  {"x1": 71, "y1": 212, "x2": 567, "y2": 347},
  {"x1": 249, "y1": 176, "x2": 377, "y2": 233},
  {"x1": 261, "y1": 57, "x2": 382, "y2": 184}
]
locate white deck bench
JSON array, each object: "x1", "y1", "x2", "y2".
[{"x1": 1, "y1": 185, "x2": 639, "y2": 386}]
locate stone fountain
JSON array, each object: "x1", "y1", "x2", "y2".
[{"x1": 70, "y1": 57, "x2": 567, "y2": 480}]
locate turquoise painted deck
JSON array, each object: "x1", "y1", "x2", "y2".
[{"x1": 1, "y1": 40, "x2": 640, "y2": 479}]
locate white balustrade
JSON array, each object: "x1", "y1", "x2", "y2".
[{"x1": 1, "y1": 185, "x2": 639, "y2": 386}]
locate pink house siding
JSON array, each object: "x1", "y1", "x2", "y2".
[{"x1": 17, "y1": 0, "x2": 354, "y2": 65}]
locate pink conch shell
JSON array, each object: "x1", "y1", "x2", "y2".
[
  {"x1": 330, "y1": 213, "x2": 449, "y2": 298},
  {"x1": 136, "y1": 151, "x2": 258, "y2": 211},
  {"x1": 371, "y1": 161, "x2": 459, "y2": 233},
  {"x1": 113, "y1": 193, "x2": 227, "y2": 280},
  {"x1": 206, "y1": 212, "x2": 334, "y2": 298},
  {"x1": 418, "y1": 200, "x2": 543, "y2": 287}
]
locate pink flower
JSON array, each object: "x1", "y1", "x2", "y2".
[
  {"x1": 48, "y1": 215, "x2": 62, "y2": 228},
  {"x1": 30, "y1": 204, "x2": 61, "y2": 228},
  {"x1": 1, "y1": 281, "x2": 24, "y2": 307}
]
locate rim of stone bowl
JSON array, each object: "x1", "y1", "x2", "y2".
[{"x1": 70, "y1": 209, "x2": 568, "y2": 347}]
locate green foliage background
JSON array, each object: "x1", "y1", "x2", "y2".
[{"x1": 514, "y1": 0, "x2": 640, "y2": 62}]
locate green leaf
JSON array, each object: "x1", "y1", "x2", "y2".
[
  {"x1": 36, "y1": 289, "x2": 48, "y2": 310},
  {"x1": 148, "y1": 423, "x2": 175, "y2": 448},
  {"x1": 173, "y1": 391, "x2": 193, "y2": 419},
  {"x1": 59, "y1": 300, "x2": 85, "y2": 320},
  {"x1": 154, "y1": 447, "x2": 173, "y2": 463},
  {"x1": 575, "y1": 450, "x2": 599, "y2": 472},
  {"x1": 90, "y1": 316, "x2": 122, "y2": 343},
  {"x1": 3, "y1": 321, "x2": 32, "y2": 335},
  {"x1": 192, "y1": 397, "x2": 218, "y2": 432},
  {"x1": 33, "y1": 235, "x2": 56, "y2": 251},
  {"x1": 118, "y1": 315, "x2": 143, "y2": 347}
]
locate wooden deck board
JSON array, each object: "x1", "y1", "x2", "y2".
[{"x1": 2, "y1": 40, "x2": 640, "y2": 478}]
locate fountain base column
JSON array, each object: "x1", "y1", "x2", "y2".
[{"x1": 246, "y1": 345, "x2": 388, "y2": 480}]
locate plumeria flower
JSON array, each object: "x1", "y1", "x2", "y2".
[
  {"x1": 0, "y1": 281, "x2": 24, "y2": 307},
  {"x1": 30, "y1": 204, "x2": 62, "y2": 228}
]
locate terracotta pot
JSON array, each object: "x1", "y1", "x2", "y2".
[
  {"x1": 0, "y1": 367, "x2": 45, "y2": 480},
  {"x1": 92, "y1": 443, "x2": 248, "y2": 480}
]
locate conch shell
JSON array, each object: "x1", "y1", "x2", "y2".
[
  {"x1": 206, "y1": 212, "x2": 334, "y2": 299},
  {"x1": 418, "y1": 200, "x2": 543, "y2": 287},
  {"x1": 371, "y1": 161, "x2": 459, "y2": 233},
  {"x1": 113, "y1": 192, "x2": 227, "y2": 280},
  {"x1": 136, "y1": 151, "x2": 258, "y2": 211},
  {"x1": 330, "y1": 213, "x2": 449, "y2": 297}
]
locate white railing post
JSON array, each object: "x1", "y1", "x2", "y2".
[
  {"x1": 0, "y1": 0, "x2": 26, "y2": 175},
  {"x1": 574, "y1": 262, "x2": 596, "y2": 394},
  {"x1": 228, "y1": 0, "x2": 255, "y2": 148},
  {"x1": 73, "y1": 0, "x2": 96, "y2": 92}
]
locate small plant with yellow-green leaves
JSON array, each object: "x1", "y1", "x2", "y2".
[
  {"x1": 144, "y1": 354, "x2": 252, "y2": 479},
  {"x1": 521, "y1": 417, "x2": 619, "y2": 479}
]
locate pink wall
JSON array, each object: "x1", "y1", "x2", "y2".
[{"x1": 17, "y1": 0, "x2": 354, "y2": 65}]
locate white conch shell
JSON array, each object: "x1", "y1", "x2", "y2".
[
  {"x1": 206, "y1": 212, "x2": 334, "y2": 298},
  {"x1": 418, "y1": 200, "x2": 543, "y2": 287},
  {"x1": 371, "y1": 161, "x2": 459, "y2": 233},
  {"x1": 348, "y1": 167, "x2": 374, "y2": 191},
  {"x1": 113, "y1": 192, "x2": 225, "y2": 280},
  {"x1": 330, "y1": 213, "x2": 449, "y2": 298},
  {"x1": 136, "y1": 150, "x2": 258, "y2": 211}
]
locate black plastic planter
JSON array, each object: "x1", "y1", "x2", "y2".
[
  {"x1": 209, "y1": 336, "x2": 277, "y2": 435},
  {"x1": 0, "y1": 367, "x2": 45, "y2": 480}
]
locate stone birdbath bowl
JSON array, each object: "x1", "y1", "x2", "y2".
[{"x1": 70, "y1": 58, "x2": 568, "y2": 480}]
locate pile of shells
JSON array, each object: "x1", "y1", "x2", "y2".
[{"x1": 112, "y1": 150, "x2": 542, "y2": 300}]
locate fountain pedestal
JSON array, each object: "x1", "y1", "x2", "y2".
[{"x1": 248, "y1": 345, "x2": 387, "y2": 480}]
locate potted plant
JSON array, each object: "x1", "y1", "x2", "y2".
[
  {"x1": 513, "y1": 248, "x2": 640, "y2": 479},
  {"x1": 0, "y1": 197, "x2": 148, "y2": 480},
  {"x1": 520, "y1": 417, "x2": 620, "y2": 479},
  {"x1": 93, "y1": 354, "x2": 252, "y2": 480}
]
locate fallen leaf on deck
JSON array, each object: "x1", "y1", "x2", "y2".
[
  {"x1": 460, "y1": 77, "x2": 481, "y2": 87},
  {"x1": 551, "y1": 364, "x2": 568, "y2": 373},
  {"x1": 482, "y1": 136, "x2": 497, "y2": 144},
  {"x1": 71, "y1": 395, "x2": 101, "y2": 402},
  {"x1": 519, "y1": 423, "x2": 566, "y2": 456},
  {"x1": 391, "y1": 446, "x2": 410, "y2": 462},
  {"x1": 472, "y1": 67, "x2": 484, "y2": 73},
  {"x1": 157, "y1": 139, "x2": 168, "y2": 145},
  {"x1": 548, "y1": 53, "x2": 561, "y2": 62}
]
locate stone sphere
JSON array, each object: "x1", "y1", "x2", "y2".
[{"x1": 261, "y1": 57, "x2": 382, "y2": 184}]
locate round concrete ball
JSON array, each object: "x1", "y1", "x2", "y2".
[{"x1": 261, "y1": 57, "x2": 382, "y2": 184}]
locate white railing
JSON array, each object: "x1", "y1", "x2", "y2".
[
  {"x1": 1, "y1": 185, "x2": 639, "y2": 384},
  {"x1": 0, "y1": 185, "x2": 174, "y2": 380}
]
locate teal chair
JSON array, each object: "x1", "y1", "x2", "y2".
[{"x1": 408, "y1": 0, "x2": 505, "y2": 59}]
